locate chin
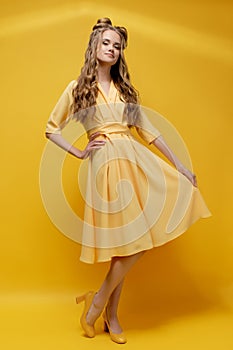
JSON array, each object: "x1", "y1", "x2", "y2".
[{"x1": 99, "y1": 58, "x2": 117, "y2": 65}]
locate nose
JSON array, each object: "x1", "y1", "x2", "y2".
[{"x1": 108, "y1": 44, "x2": 114, "y2": 52}]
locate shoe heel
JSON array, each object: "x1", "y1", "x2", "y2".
[
  {"x1": 76, "y1": 293, "x2": 86, "y2": 304},
  {"x1": 104, "y1": 320, "x2": 109, "y2": 333},
  {"x1": 76, "y1": 291, "x2": 96, "y2": 338}
]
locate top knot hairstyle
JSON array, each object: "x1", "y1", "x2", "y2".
[
  {"x1": 71, "y1": 17, "x2": 139, "y2": 119},
  {"x1": 92, "y1": 17, "x2": 128, "y2": 49}
]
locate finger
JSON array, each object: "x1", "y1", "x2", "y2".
[
  {"x1": 87, "y1": 143, "x2": 106, "y2": 150},
  {"x1": 91, "y1": 131, "x2": 101, "y2": 136},
  {"x1": 89, "y1": 132, "x2": 102, "y2": 140},
  {"x1": 89, "y1": 145, "x2": 106, "y2": 150},
  {"x1": 193, "y1": 174, "x2": 197, "y2": 186},
  {"x1": 89, "y1": 139, "x2": 106, "y2": 145},
  {"x1": 86, "y1": 144, "x2": 106, "y2": 152},
  {"x1": 193, "y1": 176, "x2": 198, "y2": 187},
  {"x1": 93, "y1": 140, "x2": 106, "y2": 144}
]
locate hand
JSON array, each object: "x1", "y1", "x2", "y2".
[
  {"x1": 79, "y1": 132, "x2": 106, "y2": 159},
  {"x1": 178, "y1": 166, "x2": 198, "y2": 187}
]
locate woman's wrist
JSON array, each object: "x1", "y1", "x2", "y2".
[{"x1": 68, "y1": 146, "x2": 84, "y2": 159}]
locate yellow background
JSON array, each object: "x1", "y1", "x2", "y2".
[{"x1": 0, "y1": 0, "x2": 232, "y2": 349}]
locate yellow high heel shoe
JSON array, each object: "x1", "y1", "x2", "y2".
[
  {"x1": 76, "y1": 291, "x2": 97, "y2": 338},
  {"x1": 102, "y1": 309, "x2": 127, "y2": 344}
]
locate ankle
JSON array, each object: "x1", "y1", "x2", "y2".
[
  {"x1": 106, "y1": 304, "x2": 118, "y2": 321},
  {"x1": 86, "y1": 300, "x2": 103, "y2": 326},
  {"x1": 93, "y1": 292, "x2": 106, "y2": 311}
]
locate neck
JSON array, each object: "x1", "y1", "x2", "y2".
[{"x1": 97, "y1": 62, "x2": 112, "y2": 83}]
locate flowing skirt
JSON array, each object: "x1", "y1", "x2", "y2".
[{"x1": 80, "y1": 132, "x2": 211, "y2": 263}]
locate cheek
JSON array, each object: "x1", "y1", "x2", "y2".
[
  {"x1": 101, "y1": 46, "x2": 108, "y2": 56},
  {"x1": 96, "y1": 43, "x2": 103, "y2": 54},
  {"x1": 116, "y1": 51, "x2": 120, "y2": 60},
  {"x1": 96, "y1": 47, "x2": 104, "y2": 59}
]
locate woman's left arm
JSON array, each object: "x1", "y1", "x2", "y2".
[{"x1": 152, "y1": 135, "x2": 198, "y2": 187}]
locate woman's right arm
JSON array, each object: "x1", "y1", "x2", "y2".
[
  {"x1": 45, "y1": 132, "x2": 106, "y2": 159},
  {"x1": 45, "y1": 81, "x2": 106, "y2": 159}
]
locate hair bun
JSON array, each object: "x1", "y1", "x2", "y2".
[
  {"x1": 92, "y1": 17, "x2": 112, "y2": 31},
  {"x1": 115, "y1": 26, "x2": 128, "y2": 43},
  {"x1": 92, "y1": 18, "x2": 128, "y2": 48}
]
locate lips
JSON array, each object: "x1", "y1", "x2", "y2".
[{"x1": 105, "y1": 53, "x2": 114, "y2": 58}]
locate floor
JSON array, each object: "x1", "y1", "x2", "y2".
[{"x1": 1, "y1": 290, "x2": 232, "y2": 350}]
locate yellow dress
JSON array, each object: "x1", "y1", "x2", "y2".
[{"x1": 45, "y1": 80, "x2": 212, "y2": 264}]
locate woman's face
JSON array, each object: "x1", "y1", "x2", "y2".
[{"x1": 97, "y1": 30, "x2": 121, "y2": 66}]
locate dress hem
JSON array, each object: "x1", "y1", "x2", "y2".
[{"x1": 79, "y1": 212, "x2": 212, "y2": 264}]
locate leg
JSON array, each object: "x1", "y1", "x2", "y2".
[
  {"x1": 86, "y1": 250, "x2": 145, "y2": 326},
  {"x1": 107, "y1": 277, "x2": 124, "y2": 318},
  {"x1": 105, "y1": 278, "x2": 125, "y2": 333}
]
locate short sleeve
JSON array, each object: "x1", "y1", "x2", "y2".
[
  {"x1": 134, "y1": 107, "x2": 161, "y2": 144},
  {"x1": 45, "y1": 80, "x2": 76, "y2": 134}
]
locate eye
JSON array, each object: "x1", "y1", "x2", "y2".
[
  {"x1": 114, "y1": 44, "x2": 121, "y2": 50},
  {"x1": 103, "y1": 40, "x2": 109, "y2": 45}
]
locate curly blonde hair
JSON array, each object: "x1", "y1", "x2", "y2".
[{"x1": 71, "y1": 17, "x2": 139, "y2": 120}]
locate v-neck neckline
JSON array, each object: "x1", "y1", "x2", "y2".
[{"x1": 98, "y1": 80, "x2": 113, "y2": 99}]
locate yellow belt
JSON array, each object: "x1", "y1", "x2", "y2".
[{"x1": 87, "y1": 124, "x2": 131, "y2": 140}]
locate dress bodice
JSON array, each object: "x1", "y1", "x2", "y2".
[{"x1": 45, "y1": 80, "x2": 161, "y2": 145}]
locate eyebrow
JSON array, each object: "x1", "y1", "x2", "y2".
[{"x1": 102, "y1": 38, "x2": 121, "y2": 45}]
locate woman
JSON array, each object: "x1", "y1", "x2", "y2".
[{"x1": 45, "y1": 18, "x2": 211, "y2": 344}]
